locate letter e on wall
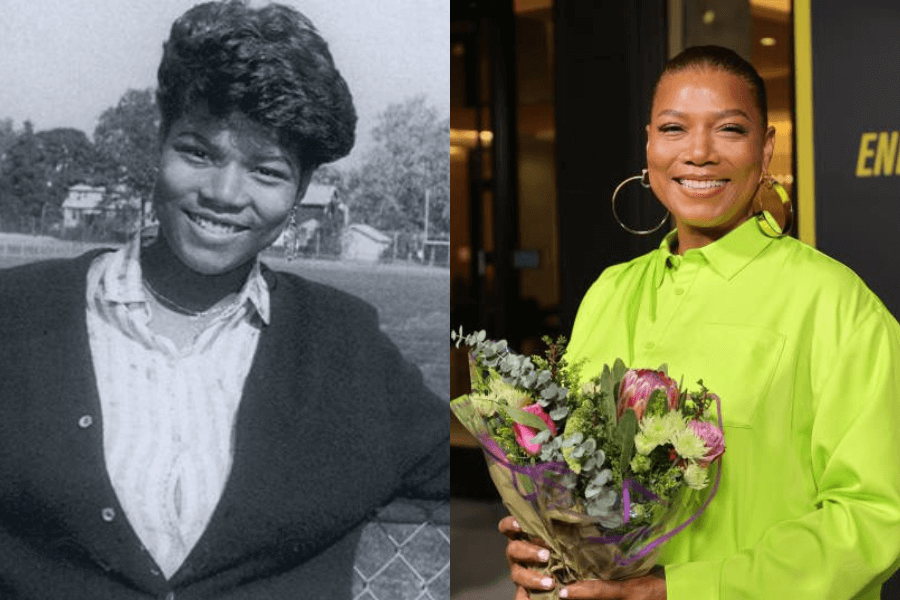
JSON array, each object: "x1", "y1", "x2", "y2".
[{"x1": 856, "y1": 133, "x2": 878, "y2": 177}]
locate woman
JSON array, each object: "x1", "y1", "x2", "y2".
[
  {"x1": 0, "y1": 2, "x2": 448, "y2": 598},
  {"x1": 502, "y1": 46, "x2": 900, "y2": 600}
]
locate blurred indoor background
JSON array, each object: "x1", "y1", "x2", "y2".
[{"x1": 448, "y1": 1, "x2": 894, "y2": 598}]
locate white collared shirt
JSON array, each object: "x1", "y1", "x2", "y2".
[{"x1": 85, "y1": 237, "x2": 270, "y2": 579}]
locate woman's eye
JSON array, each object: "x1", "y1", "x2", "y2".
[
  {"x1": 721, "y1": 124, "x2": 748, "y2": 134},
  {"x1": 176, "y1": 145, "x2": 210, "y2": 162},
  {"x1": 658, "y1": 124, "x2": 684, "y2": 133},
  {"x1": 254, "y1": 166, "x2": 291, "y2": 182}
]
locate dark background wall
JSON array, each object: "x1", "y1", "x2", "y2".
[{"x1": 554, "y1": 0, "x2": 668, "y2": 331}]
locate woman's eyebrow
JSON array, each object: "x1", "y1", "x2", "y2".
[
  {"x1": 173, "y1": 131, "x2": 213, "y2": 145},
  {"x1": 655, "y1": 108, "x2": 751, "y2": 120}
]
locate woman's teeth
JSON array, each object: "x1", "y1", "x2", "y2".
[
  {"x1": 678, "y1": 179, "x2": 727, "y2": 190},
  {"x1": 189, "y1": 213, "x2": 242, "y2": 234}
]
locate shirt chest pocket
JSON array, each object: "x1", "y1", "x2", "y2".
[{"x1": 675, "y1": 323, "x2": 786, "y2": 428}]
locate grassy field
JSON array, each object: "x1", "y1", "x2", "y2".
[{"x1": 0, "y1": 235, "x2": 449, "y2": 399}]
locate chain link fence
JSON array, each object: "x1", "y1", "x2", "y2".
[
  {"x1": 0, "y1": 203, "x2": 142, "y2": 243},
  {"x1": 354, "y1": 499, "x2": 449, "y2": 600}
]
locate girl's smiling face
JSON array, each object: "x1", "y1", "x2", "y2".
[
  {"x1": 646, "y1": 67, "x2": 775, "y2": 252},
  {"x1": 153, "y1": 109, "x2": 312, "y2": 274}
]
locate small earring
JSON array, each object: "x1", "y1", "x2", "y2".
[
  {"x1": 611, "y1": 169, "x2": 669, "y2": 235},
  {"x1": 285, "y1": 205, "x2": 300, "y2": 261}
]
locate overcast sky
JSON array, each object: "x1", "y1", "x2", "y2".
[{"x1": 0, "y1": 0, "x2": 449, "y2": 167}]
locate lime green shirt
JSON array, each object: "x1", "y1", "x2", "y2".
[{"x1": 568, "y1": 218, "x2": 900, "y2": 600}]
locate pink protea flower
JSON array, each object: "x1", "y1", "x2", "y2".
[
  {"x1": 689, "y1": 420, "x2": 726, "y2": 466},
  {"x1": 617, "y1": 369, "x2": 680, "y2": 422},
  {"x1": 513, "y1": 403, "x2": 558, "y2": 455}
]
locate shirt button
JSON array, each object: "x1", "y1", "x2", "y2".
[
  {"x1": 101, "y1": 507, "x2": 116, "y2": 522},
  {"x1": 644, "y1": 341, "x2": 655, "y2": 350},
  {"x1": 674, "y1": 287, "x2": 684, "y2": 295},
  {"x1": 78, "y1": 415, "x2": 93, "y2": 428}
]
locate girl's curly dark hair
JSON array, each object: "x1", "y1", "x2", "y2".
[{"x1": 157, "y1": 0, "x2": 356, "y2": 168}]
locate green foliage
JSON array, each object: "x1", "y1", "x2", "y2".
[
  {"x1": 452, "y1": 328, "x2": 724, "y2": 536},
  {"x1": 345, "y1": 96, "x2": 448, "y2": 237},
  {"x1": 617, "y1": 410, "x2": 639, "y2": 472},
  {"x1": 0, "y1": 123, "x2": 101, "y2": 221},
  {"x1": 93, "y1": 88, "x2": 160, "y2": 204}
]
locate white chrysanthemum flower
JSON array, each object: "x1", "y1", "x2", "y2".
[
  {"x1": 684, "y1": 462, "x2": 709, "y2": 490},
  {"x1": 639, "y1": 415, "x2": 668, "y2": 447},
  {"x1": 671, "y1": 428, "x2": 707, "y2": 460},
  {"x1": 634, "y1": 432, "x2": 657, "y2": 456},
  {"x1": 661, "y1": 411, "x2": 688, "y2": 440},
  {"x1": 488, "y1": 377, "x2": 532, "y2": 409},
  {"x1": 630, "y1": 454, "x2": 652, "y2": 473},
  {"x1": 580, "y1": 380, "x2": 601, "y2": 395}
]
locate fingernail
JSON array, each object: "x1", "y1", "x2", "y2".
[
  {"x1": 540, "y1": 577, "x2": 554, "y2": 589},
  {"x1": 559, "y1": 589, "x2": 569, "y2": 598},
  {"x1": 512, "y1": 519, "x2": 521, "y2": 530},
  {"x1": 537, "y1": 549, "x2": 550, "y2": 562}
]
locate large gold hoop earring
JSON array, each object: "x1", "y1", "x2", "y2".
[
  {"x1": 611, "y1": 169, "x2": 669, "y2": 235},
  {"x1": 755, "y1": 176, "x2": 794, "y2": 238}
]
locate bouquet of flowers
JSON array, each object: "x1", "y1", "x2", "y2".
[{"x1": 451, "y1": 329, "x2": 725, "y2": 598}]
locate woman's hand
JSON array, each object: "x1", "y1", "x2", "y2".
[
  {"x1": 500, "y1": 516, "x2": 667, "y2": 600},
  {"x1": 500, "y1": 515, "x2": 556, "y2": 595}
]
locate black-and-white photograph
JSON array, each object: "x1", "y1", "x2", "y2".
[{"x1": 0, "y1": 1, "x2": 449, "y2": 598}]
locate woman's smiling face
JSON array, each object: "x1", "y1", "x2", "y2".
[
  {"x1": 153, "y1": 109, "x2": 312, "y2": 274},
  {"x1": 646, "y1": 67, "x2": 775, "y2": 251}
]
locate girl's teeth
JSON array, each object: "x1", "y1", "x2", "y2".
[
  {"x1": 191, "y1": 214, "x2": 240, "y2": 234},
  {"x1": 680, "y1": 179, "x2": 726, "y2": 189}
]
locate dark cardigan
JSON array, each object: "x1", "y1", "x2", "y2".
[{"x1": 0, "y1": 251, "x2": 449, "y2": 599}]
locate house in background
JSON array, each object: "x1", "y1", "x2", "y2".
[
  {"x1": 342, "y1": 223, "x2": 391, "y2": 262},
  {"x1": 273, "y1": 183, "x2": 347, "y2": 252},
  {"x1": 61, "y1": 184, "x2": 142, "y2": 233},
  {"x1": 61, "y1": 185, "x2": 105, "y2": 229},
  {"x1": 295, "y1": 184, "x2": 347, "y2": 225}
]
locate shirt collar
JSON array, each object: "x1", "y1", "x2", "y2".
[
  {"x1": 655, "y1": 217, "x2": 776, "y2": 287},
  {"x1": 98, "y1": 234, "x2": 271, "y2": 325}
]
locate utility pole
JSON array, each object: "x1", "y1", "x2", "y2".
[{"x1": 423, "y1": 188, "x2": 430, "y2": 263}]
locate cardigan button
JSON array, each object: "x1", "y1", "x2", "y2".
[
  {"x1": 101, "y1": 507, "x2": 116, "y2": 522},
  {"x1": 78, "y1": 415, "x2": 93, "y2": 428}
]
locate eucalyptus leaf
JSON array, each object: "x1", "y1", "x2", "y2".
[
  {"x1": 549, "y1": 406, "x2": 569, "y2": 420},
  {"x1": 536, "y1": 370, "x2": 552, "y2": 387},
  {"x1": 540, "y1": 383, "x2": 559, "y2": 400},
  {"x1": 562, "y1": 432, "x2": 584, "y2": 447},
  {"x1": 581, "y1": 438, "x2": 597, "y2": 455},
  {"x1": 529, "y1": 429, "x2": 552, "y2": 446}
]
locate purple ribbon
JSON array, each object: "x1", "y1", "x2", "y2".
[
  {"x1": 480, "y1": 437, "x2": 572, "y2": 502},
  {"x1": 475, "y1": 395, "x2": 726, "y2": 568},
  {"x1": 587, "y1": 394, "x2": 726, "y2": 566}
]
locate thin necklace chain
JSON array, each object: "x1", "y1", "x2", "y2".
[{"x1": 142, "y1": 276, "x2": 237, "y2": 320}]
